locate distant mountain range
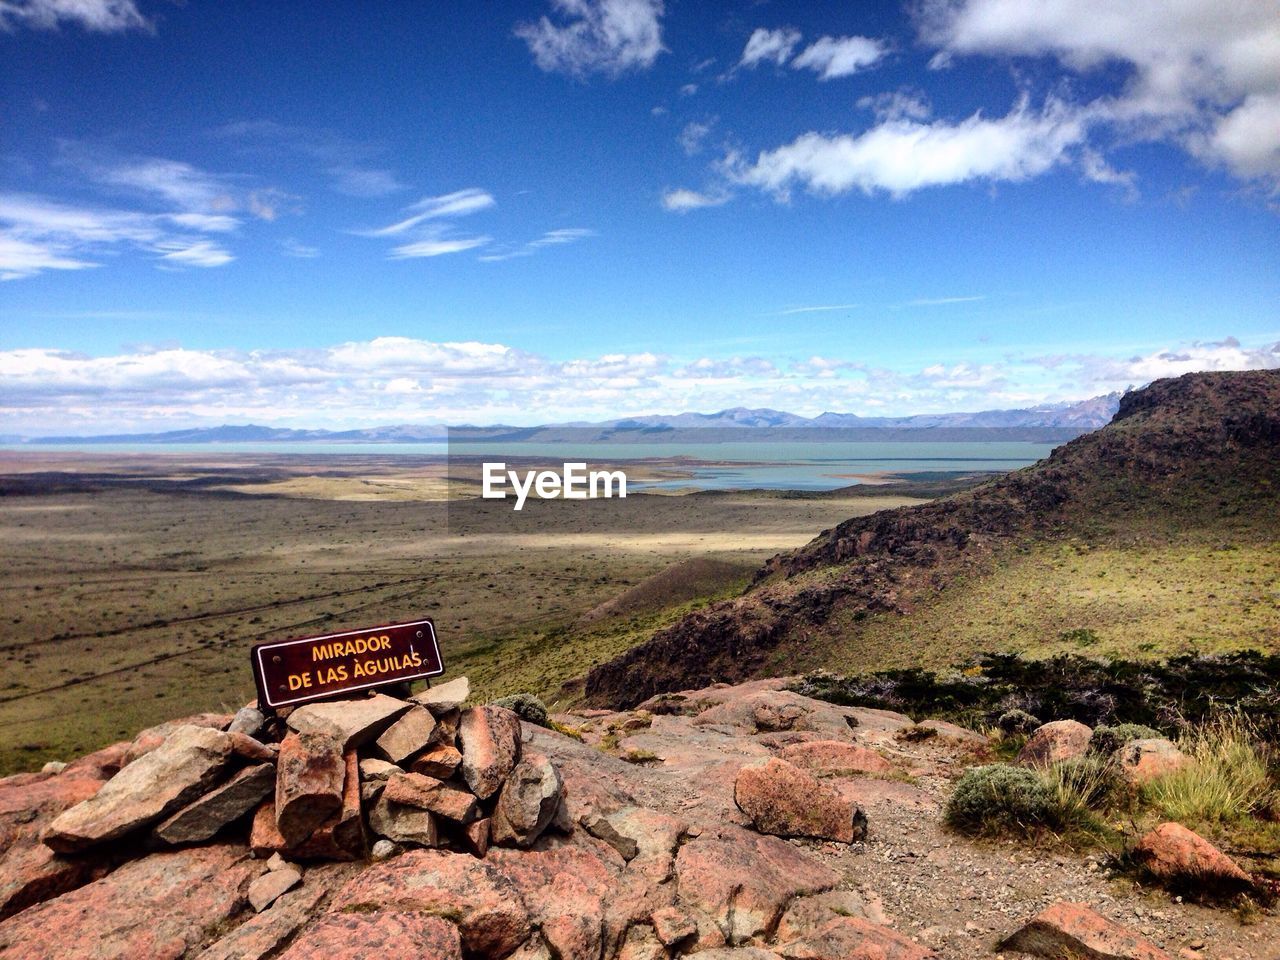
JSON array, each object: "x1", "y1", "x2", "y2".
[{"x1": 25, "y1": 394, "x2": 1122, "y2": 444}]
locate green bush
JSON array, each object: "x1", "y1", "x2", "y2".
[
  {"x1": 997, "y1": 709, "x2": 1042, "y2": 735},
  {"x1": 491, "y1": 692, "x2": 550, "y2": 727},
  {"x1": 1090, "y1": 723, "x2": 1162, "y2": 756},
  {"x1": 946, "y1": 765, "x2": 1058, "y2": 834}
]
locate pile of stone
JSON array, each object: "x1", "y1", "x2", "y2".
[{"x1": 40, "y1": 677, "x2": 568, "y2": 869}]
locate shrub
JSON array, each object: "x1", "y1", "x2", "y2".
[
  {"x1": 1049, "y1": 754, "x2": 1125, "y2": 814},
  {"x1": 946, "y1": 765, "x2": 1058, "y2": 834},
  {"x1": 1140, "y1": 711, "x2": 1277, "y2": 828},
  {"x1": 997, "y1": 709, "x2": 1042, "y2": 735},
  {"x1": 491, "y1": 692, "x2": 549, "y2": 727},
  {"x1": 1090, "y1": 723, "x2": 1162, "y2": 756}
]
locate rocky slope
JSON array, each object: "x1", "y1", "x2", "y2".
[
  {"x1": 0, "y1": 679, "x2": 1275, "y2": 959},
  {"x1": 584, "y1": 370, "x2": 1280, "y2": 708}
]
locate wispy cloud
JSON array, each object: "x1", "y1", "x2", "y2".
[
  {"x1": 904, "y1": 295, "x2": 986, "y2": 307},
  {"x1": 213, "y1": 121, "x2": 407, "y2": 198},
  {"x1": 362, "y1": 189, "x2": 496, "y2": 238},
  {"x1": 389, "y1": 236, "x2": 491, "y2": 259},
  {"x1": 774, "y1": 303, "x2": 861, "y2": 316},
  {"x1": 660, "y1": 187, "x2": 730, "y2": 212},
  {"x1": 280, "y1": 238, "x2": 319, "y2": 259},
  {"x1": 358, "y1": 188, "x2": 496, "y2": 260},
  {"x1": 0, "y1": 0, "x2": 151, "y2": 33},
  {"x1": 477, "y1": 227, "x2": 595, "y2": 262},
  {"x1": 516, "y1": 0, "x2": 665, "y2": 78}
]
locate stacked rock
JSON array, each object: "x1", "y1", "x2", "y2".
[{"x1": 40, "y1": 676, "x2": 569, "y2": 864}]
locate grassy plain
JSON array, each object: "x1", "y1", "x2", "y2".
[{"x1": 0, "y1": 451, "x2": 925, "y2": 774}]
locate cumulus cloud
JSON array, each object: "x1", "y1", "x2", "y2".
[
  {"x1": 729, "y1": 97, "x2": 1088, "y2": 199},
  {"x1": 0, "y1": 0, "x2": 150, "y2": 33},
  {"x1": 516, "y1": 0, "x2": 664, "y2": 78},
  {"x1": 660, "y1": 187, "x2": 730, "y2": 212},
  {"x1": 0, "y1": 193, "x2": 237, "y2": 279},
  {"x1": 791, "y1": 36, "x2": 887, "y2": 80},
  {"x1": 917, "y1": 0, "x2": 1280, "y2": 187},
  {"x1": 738, "y1": 27, "x2": 801, "y2": 69},
  {"x1": 2, "y1": 334, "x2": 1276, "y2": 433}
]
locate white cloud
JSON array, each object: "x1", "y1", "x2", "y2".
[
  {"x1": 364, "y1": 189, "x2": 495, "y2": 238},
  {"x1": 917, "y1": 0, "x2": 1280, "y2": 187},
  {"x1": 2, "y1": 334, "x2": 1276, "y2": 433},
  {"x1": 516, "y1": 0, "x2": 664, "y2": 78},
  {"x1": 791, "y1": 36, "x2": 886, "y2": 80},
  {"x1": 0, "y1": 0, "x2": 150, "y2": 33},
  {"x1": 738, "y1": 27, "x2": 801, "y2": 69},
  {"x1": 389, "y1": 235, "x2": 490, "y2": 259},
  {"x1": 477, "y1": 227, "x2": 594, "y2": 262},
  {"x1": 729, "y1": 97, "x2": 1088, "y2": 199},
  {"x1": 661, "y1": 187, "x2": 730, "y2": 212},
  {"x1": 280, "y1": 238, "x2": 319, "y2": 259},
  {"x1": 0, "y1": 193, "x2": 239, "y2": 278},
  {"x1": 679, "y1": 119, "x2": 714, "y2": 156}
]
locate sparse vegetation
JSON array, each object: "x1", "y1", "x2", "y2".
[
  {"x1": 945, "y1": 765, "x2": 1059, "y2": 835},
  {"x1": 997, "y1": 709, "x2": 1041, "y2": 735}
]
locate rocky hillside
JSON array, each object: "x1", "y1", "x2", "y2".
[
  {"x1": 584, "y1": 371, "x2": 1280, "y2": 708},
  {"x1": 1, "y1": 679, "x2": 1275, "y2": 959}
]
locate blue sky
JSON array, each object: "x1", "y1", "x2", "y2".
[{"x1": 1, "y1": 0, "x2": 1278, "y2": 432}]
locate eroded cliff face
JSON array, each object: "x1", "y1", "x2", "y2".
[{"x1": 584, "y1": 370, "x2": 1280, "y2": 709}]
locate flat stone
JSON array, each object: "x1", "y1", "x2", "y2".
[
  {"x1": 650, "y1": 905, "x2": 698, "y2": 947},
  {"x1": 492, "y1": 753, "x2": 563, "y2": 848},
  {"x1": 1018, "y1": 720, "x2": 1093, "y2": 766},
  {"x1": 276, "y1": 912, "x2": 462, "y2": 960},
  {"x1": 1000, "y1": 902, "x2": 1173, "y2": 960},
  {"x1": 123, "y1": 713, "x2": 235, "y2": 765},
  {"x1": 375, "y1": 706, "x2": 438, "y2": 764},
  {"x1": 674, "y1": 824, "x2": 839, "y2": 944},
  {"x1": 383, "y1": 772, "x2": 478, "y2": 823},
  {"x1": 359, "y1": 758, "x2": 402, "y2": 781},
  {"x1": 275, "y1": 732, "x2": 346, "y2": 846},
  {"x1": 249, "y1": 865, "x2": 302, "y2": 912},
  {"x1": 228, "y1": 732, "x2": 278, "y2": 763},
  {"x1": 0, "y1": 844, "x2": 259, "y2": 960},
  {"x1": 412, "y1": 676, "x2": 471, "y2": 714},
  {"x1": 43, "y1": 725, "x2": 234, "y2": 852},
  {"x1": 778, "y1": 740, "x2": 894, "y2": 776},
  {"x1": 228, "y1": 705, "x2": 266, "y2": 737},
  {"x1": 776, "y1": 915, "x2": 935, "y2": 960},
  {"x1": 458, "y1": 705, "x2": 523, "y2": 800},
  {"x1": 332, "y1": 848, "x2": 531, "y2": 958},
  {"x1": 734, "y1": 758, "x2": 866, "y2": 843},
  {"x1": 1133, "y1": 822, "x2": 1253, "y2": 892},
  {"x1": 153, "y1": 763, "x2": 275, "y2": 845},
  {"x1": 411, "y1": 744, "x2": 463, "y2": 779},
  {"x1": 368, "y1": 796, "x2": 440, "y2": 847},
  {"x1": 286, "y1": 694, "x2": 410, "y2": 749},
  {"x1": 0, "y1": 841, "x2": 110, "y2": 923}
]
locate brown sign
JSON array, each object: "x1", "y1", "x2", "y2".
[{"x1": 252, "y1": 618, "x2": 444, "y2": 710}]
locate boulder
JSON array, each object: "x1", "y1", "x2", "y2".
[
  {"x1": 778, "y1": 741, "x2": 893, "y2": 776},
  {"x1": 275, "y1": 733, "x2": 346, "y2": 846},
  {"x1": 0, "y1": 841, "x2": 110, "y2": 923},
  {"x1": 1116, "y1": 739, "x2": 1191, "y2": 785},
  {"x1": 122, "y1": 713, "x2": 235, "y2": 765},
  {"x1": 332, "y1": 848, "x2": 531, "y2": 958},
  {"x1": 374, "y1": 706, "x2": 438, "y2": 764},
  {"x1": 775, "y1": 891, "x2": 888, "y2": 942},
  {"x1": 1018, "y1": 719, "x2": 1093, "y2": 766},
  {"x1": 617, "y1": 923, "x2": 666, "y2": 960},
  {"x1": 776, "y1": 915, "x2": 935, "y2": 960},
  {"x1": 1133, "y1": 822, "x2": 1253, "y2": 893},
  {"x1": 492, "y1": 753, "x2": 563, "y2": 848},
  {"x1": 674, "y1": 824, "x2": 840, "y2": 944},
  {"x1": 999, "y1": 902, "x2": 1173, "y2": 960},
  {"x1": 650, "y1": 904, "x2": 698, "y2": 947},
  {"x1": 302, "y1": 750, "x2": 365, "y2": 860},
  {"x1": 285, "y1": 694, "x2": 410, "y2": 749},
  {"x1": 276, "y1": 911, "x2": 462, "y2": 960},
  {"x1": 458, "y1": 706, "x2": 523, "y2": 800},
  {"x1": 153, "y1": 762, "x2": 275, "y2": 845},
  {"x1": 734, "y1": 758, "x2": 866, "y2": 843},
  {"x1": 0, "y1": 844, "x2": 260, "y2": 960},
  {"x1": 383, "y1": 772, "x2": 479, "y2": 823},
  {"x1": 43, "y1": 725, "x2": 234, "y2": 852},
  {"x1": 412, "y1": 744, "x2": 463, "y2": 779},
  {"x1": 228, "y1": 704, "x2": 266, "y2": 737},
  {"x1": 368, "y1": 796, "x2": 440, "y2": 848},
  {"x1": 249, "y1": 865, "x2": 302, "y2": 912},
  {"x1": 584, "y1": 806, "x2": 685, "y2": 881},
  {"x1": 464, "y1": 818, "x2": 492, "y2": 858},
  {"x1": 413, "y1": 676, "x2": 471, "y2": 714}
]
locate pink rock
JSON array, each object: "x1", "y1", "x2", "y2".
[
  {"x1": 153, "y1": 762, "x2": 275, "y2": 845},
  {"x1": 650, "y1": 905, "x2": 698, "y2": 947},
  {"x1": 228, "y1": 731, "x2": 279, "y2": 764},
  {"x1": 464, "y1": 817, "x2": 492, "y2": 858},
  {"x1": 1000, "y1": 902, "x2": 1173, "y2": 960},
  {"x1": 775, "y1": 891, "x2": 888, "y2": 942},
  {"x1": 412, "y1": 744, "x2": 463, "y2": 779},
  {"x1": 1017, "y1": 720, "x2": 1093, "y2": 766},
  {"x1": 122, "y1": 713, "x2": 235, "y2": 765},
  {"x1": 248, "y1": 866, "x2": 301, "y2": 912},
  {"x1": 332, "y1": 848, "x2": 531, "y2": 958},
  {"x1": 674, "y1": 823, "x2": 840, "y2": 944},
  {"x1": 1133, "y1": 822, "x2": 1252, "y2": 892},
  {"x1": 1116, "y1": 739, "x2": 1191, "y2": 785},
  {"x1": 492, "y1": 754, "x2": 563, "y2": 848},
  {"x1": 0, "y1": 845, "x2": 260, "y2": 960},
  {"x1": 734, "y1": 758, "x2": 866, "y2": 843},
  {"x1": 375, "y1": 706, "x2": 438, "y2": 764},
  {"x1": 383, "y1": 772, "x2": 478, "y2": 823},
  {"x1": 458, "y1": 706, "x2": 523, "y2": 800},
  {"x1": 276, "y1": 912, "x2": 462, "y2": 960},
  {"x1": 779, "y1": 740, "x2": 894, "y2": 776},
  {"x1": 285, "y1": 694, "x2": 411, "y2": 750},
  {"x1": 275, "y1": 732, "x2": 346, "y2": 846},
  {"x1": 778, "y1": 915, "x2": 936, "y2": 960}
]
